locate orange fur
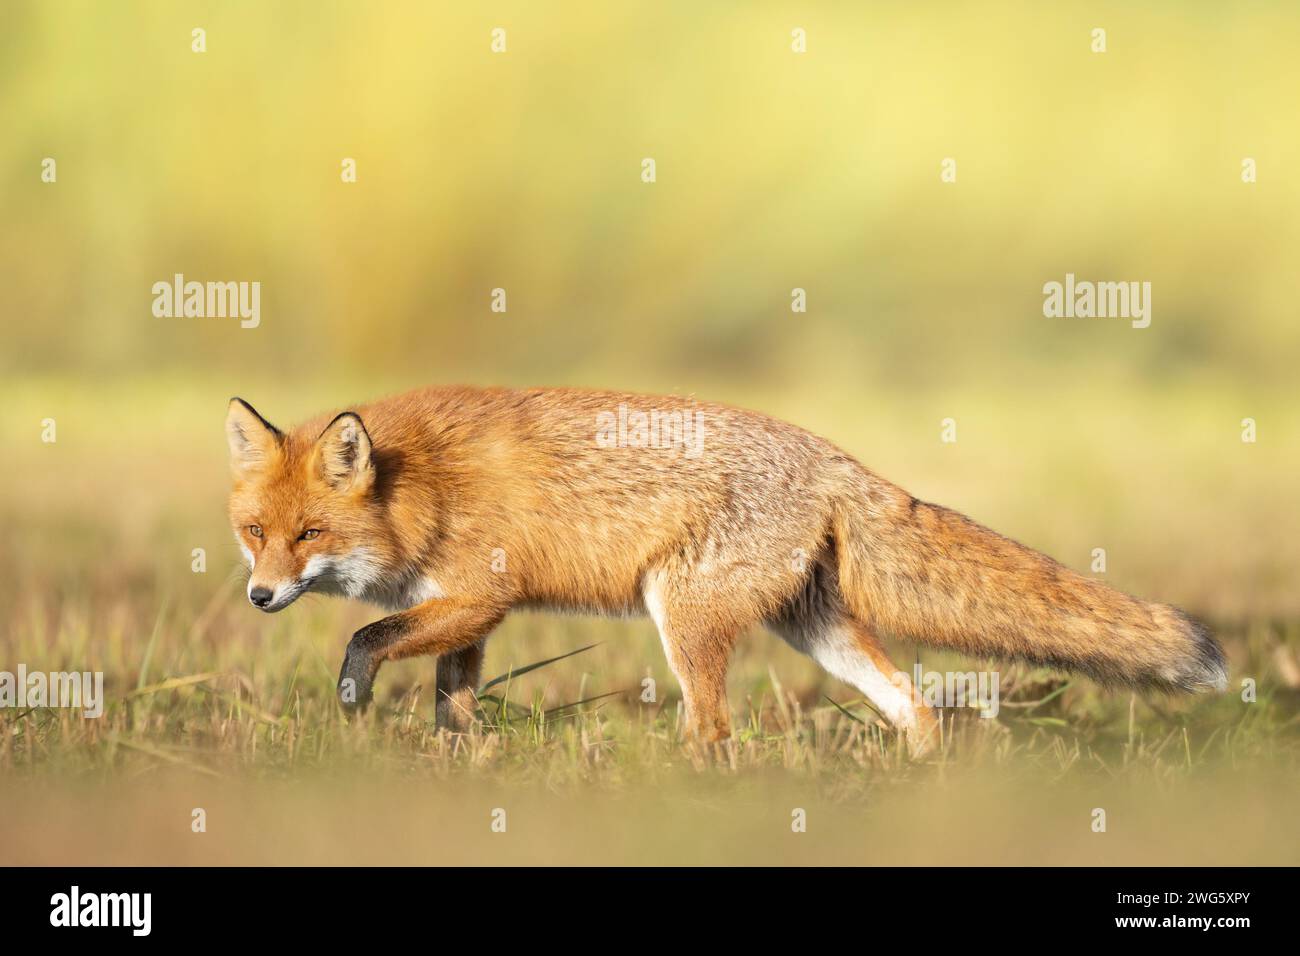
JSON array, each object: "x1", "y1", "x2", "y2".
[{"x1": 226, "y1": 386, "x2": 1225, "y2": 755}]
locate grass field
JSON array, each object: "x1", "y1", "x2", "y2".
[
  {"x1": 3, "y1": 606, "x2": 1298, "y2": 866},
  {"x1": 2, "y1": 378, "x2": 1297, "y2": 866}
]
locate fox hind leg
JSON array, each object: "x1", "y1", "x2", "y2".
[
  {"x1": 818, "y1": 618, "x2": 938, "y2": 756},
  {"x1": 643, "y1": 570, "x2": 737, "y2": 742},
  {"x1": 769, "y1": 563, "x2": 938, "y2": 756}
]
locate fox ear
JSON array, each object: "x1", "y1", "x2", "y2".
[
  {"x1": 226, "y1": 398, "x2": 282, "y2": 477},
  {"x1": 312, "y1": 412, "x2": 373, "y2": 492}
]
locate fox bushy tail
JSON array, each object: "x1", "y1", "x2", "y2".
[{"x1": 832, "y1": 478, "x2": 1227, "y2": 692}]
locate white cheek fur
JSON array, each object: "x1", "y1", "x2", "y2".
[
  {"x1": 302, "y1": 548, "x2": 385, "y2": 598},
  {"x1": 301, "y1": 549, "x2": 447, "y2": 612}
]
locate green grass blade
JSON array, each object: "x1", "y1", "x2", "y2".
[
  {"x1": 135, "y1": 599, "x2": 169, "y2": 691},
  {"x1": 478, "y1": 642, "x2": 601, "y2": 694},
  {"x1": 822, "y1": 695, "x2": 866, "y2": 724}
]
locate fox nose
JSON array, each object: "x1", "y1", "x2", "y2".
[{"x1": 249, "y1": 586, "x2": 274, "y2": 608}]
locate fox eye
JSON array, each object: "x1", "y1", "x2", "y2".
[
  {"x1": 249, "y1": 525, "x2": 262, "y2": 538},
  {"x1": 299, "y1": 529, "x2": 321, "y2": 541}
]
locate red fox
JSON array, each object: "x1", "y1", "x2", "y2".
[{"x1": 225, "y1": 386, "x2": 1226, "y2": 755}]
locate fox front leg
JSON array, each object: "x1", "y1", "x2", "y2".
[
  {"x1": 337, "y1": 617, "x2": 402, "y2": 714},
  {"x1": 435, "y1": 638, "x2": 488, "y2": 732},
  {"x1": 336, "y1": 597, "x2": 506, "y2": 716}
]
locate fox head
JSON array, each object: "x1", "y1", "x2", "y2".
[{"x1": 226, "y1": 398, "x2": 392, "y2": 612}]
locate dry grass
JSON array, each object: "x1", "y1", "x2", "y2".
[
  {"x1": 3, "y1": 584, "x2": 1298, "y2": 864},
  {"x1": 6, "y1": 608, "x2": 1296, "y2": 786}
]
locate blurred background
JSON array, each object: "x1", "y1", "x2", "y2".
[
  {"x1": 3, "y1": 1, "x2": 1296, "y2": 616},
  {"x1": 1, "y1": 2, "x2": 1297, "y2": 864}
]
